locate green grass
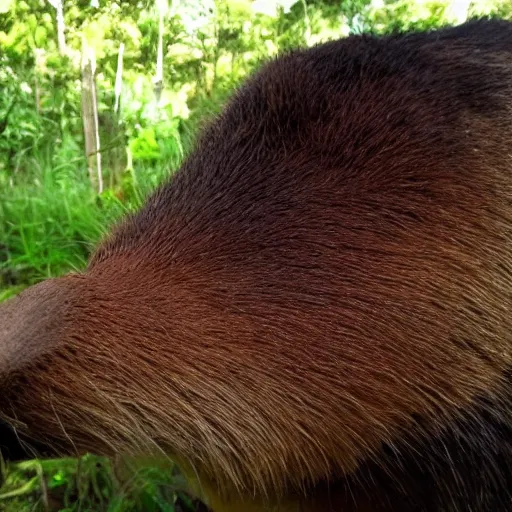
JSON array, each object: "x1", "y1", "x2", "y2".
[
  {"x1": 0, "y1": 454, "x2": 202, "y2": 512},
  {"x1": 0, "y1": 149, "x2": 174, "y2": 288},
  {"x1": 1, "y1": 164, "x2": 119, "y2": 287}
]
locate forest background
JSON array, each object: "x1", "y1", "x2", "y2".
[{"x1": 1, "y1": 0, "x2": 511, "y2": 510}]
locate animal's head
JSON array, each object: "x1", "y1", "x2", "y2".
[
  {"x1": 0, "y1": 264, "x2": 217, "y2": 462},
  {"x1": 0, "y1": 241, "x2": 289, "y2": 502},
  {"x1": 0, "y1": 276, "x2": 124, "y2": 460}
]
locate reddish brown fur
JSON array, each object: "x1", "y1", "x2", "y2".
[{"x1": 2, "y1": 19, "x2": 512, "y2": 511}]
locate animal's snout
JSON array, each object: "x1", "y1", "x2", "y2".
[{"x1": 0, "y1": 278, "x2": 79, "y2": 377}]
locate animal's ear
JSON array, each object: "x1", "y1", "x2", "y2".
[{"x1": 0, "y1": 277, "x2": 78, "y2": 376}]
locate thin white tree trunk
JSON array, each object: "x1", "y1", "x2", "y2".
[
  {"x1": 48, "y1": 0, "x2": 67, "y2": 55},
  {"x1": 114, "y1": 42, "x2": 125, "y2": 114},
  {"x1": 153, "y1": 0, "x2": 166, "y2": 104},
  {"x1": 81, "y1": 38, "x2": 103, "y2": 194}
]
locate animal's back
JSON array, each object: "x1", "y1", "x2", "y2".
[{"x1": 1, "y1": 19, "x2": 512, "y2": 512}]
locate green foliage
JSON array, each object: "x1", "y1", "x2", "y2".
[
  {"x1": 1, "y1": 0, "x2": 512, "y2": 511},
  {"x1": 0, "y1": 149, "x2": 174, "y2": 288},
  {"x1": 1, "y1": 157, "x2": 116, "y2": 287},
  {"x1": 0, "y1": 455, "x2": 197, "y2": 511}
]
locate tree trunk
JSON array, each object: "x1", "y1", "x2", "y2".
[{"x1": 81, "y1": 39, "x2": 103, "y2": 194}]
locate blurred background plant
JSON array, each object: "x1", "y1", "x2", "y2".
[{"x1": 0, "y1": 0, "x2": 510, "y2": 510}]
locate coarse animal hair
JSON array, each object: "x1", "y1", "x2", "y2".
[{"x1": 1, "y1": 17, "x2": 512, "y2": 512}]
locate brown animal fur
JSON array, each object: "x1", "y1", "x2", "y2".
[{"x1": 2, "y1": 18, "x2": 512, "y2": 511}]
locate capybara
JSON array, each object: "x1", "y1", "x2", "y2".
[{"x1": 1, "y1": 18, "x2": 512, "y2": 512}]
